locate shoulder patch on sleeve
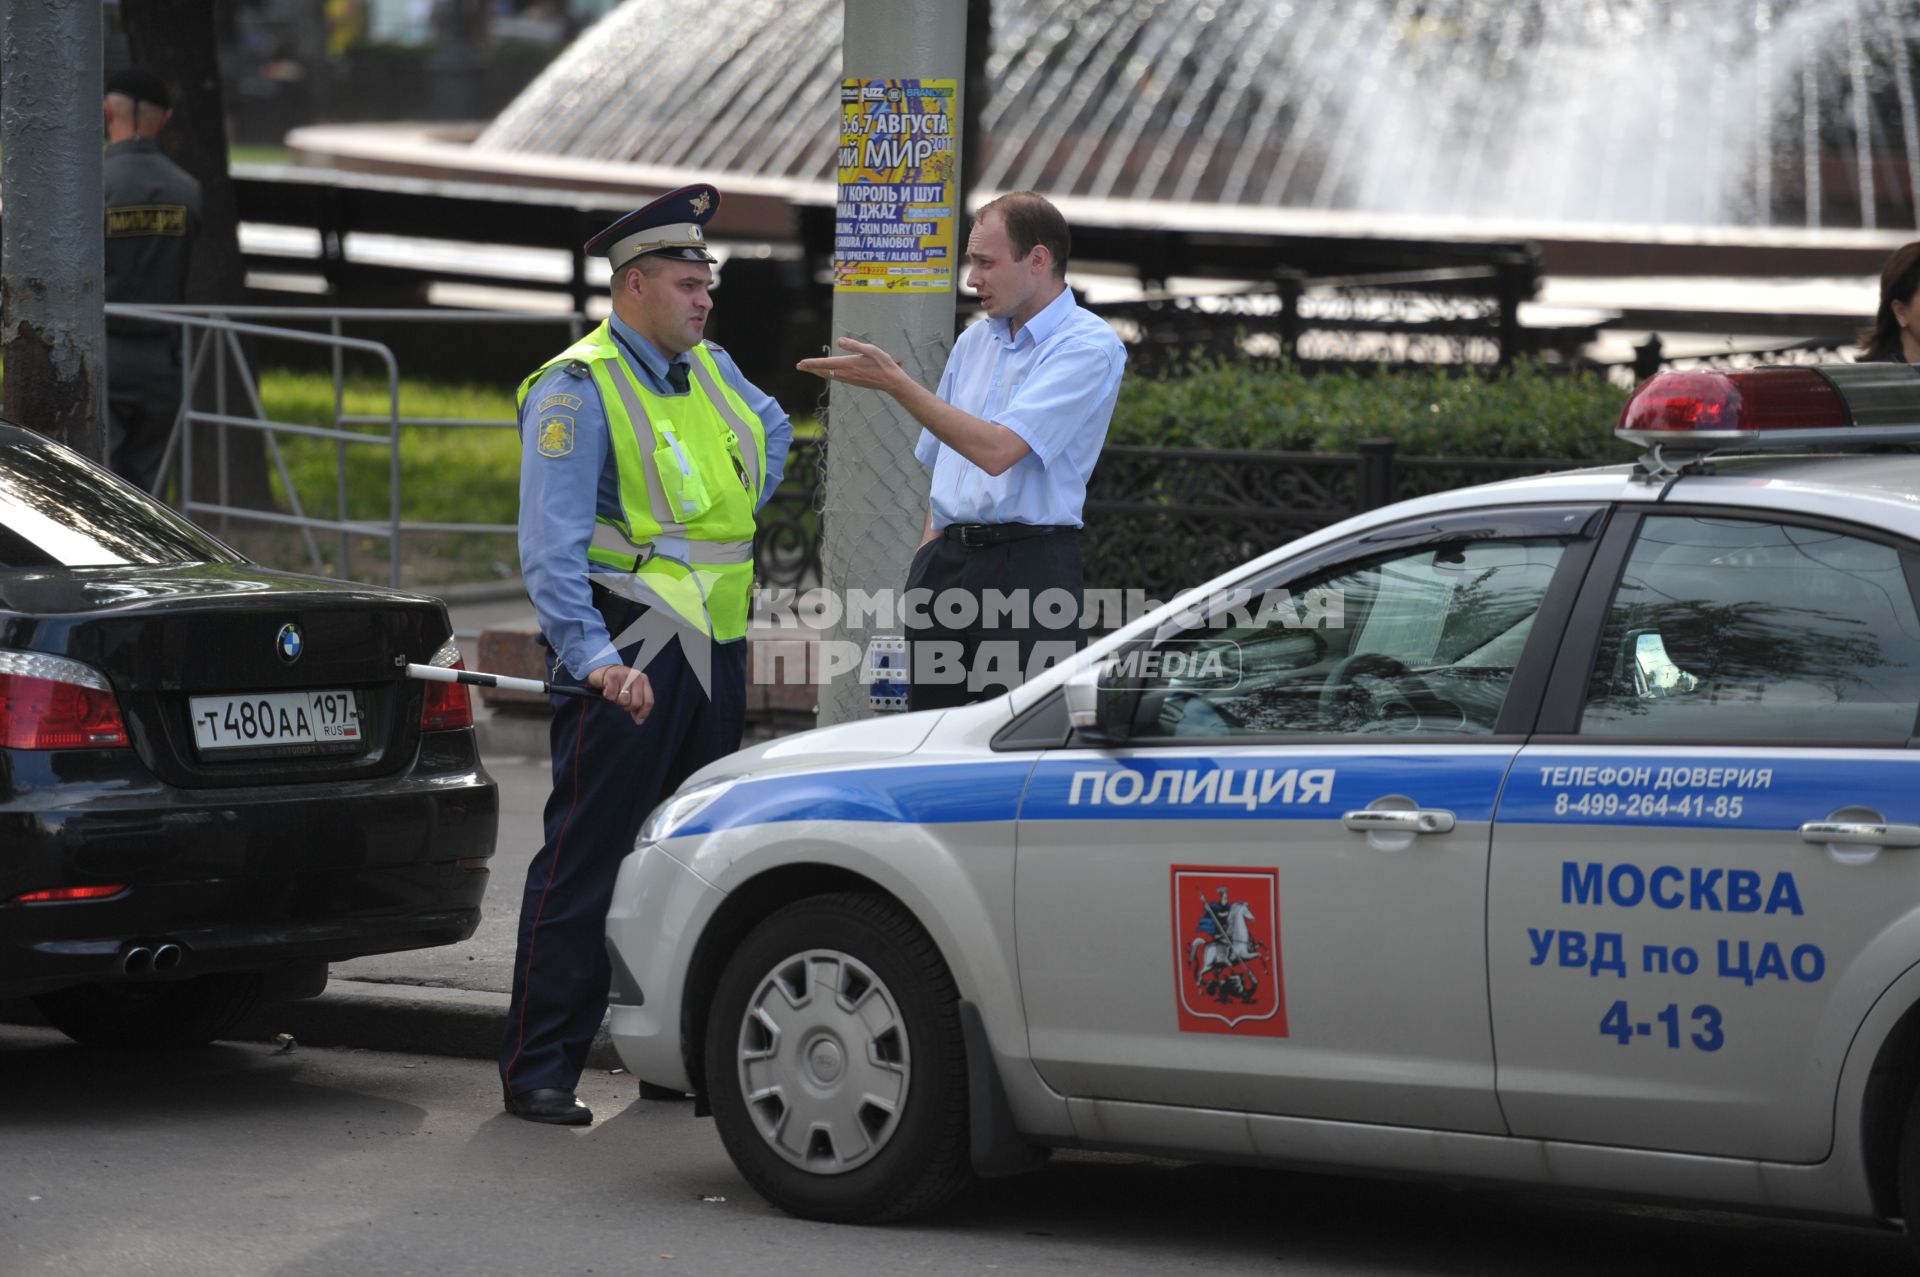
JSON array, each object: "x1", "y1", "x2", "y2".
[
  {"x1": 106, "y1": 204, "x2": 188, "y2": 238},
  {"x1": 536, "y1": 415, "x2": 576, "y2": 458},
  {"x1": 535, "y1": 392, "x2": 584, "y2": 413}
]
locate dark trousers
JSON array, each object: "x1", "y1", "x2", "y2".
[
  {"x1": 498, "y1": 616, "x2": 746, "y2": 1098},
  {"x1": 903, "y1": 527, "x2": 1086, "y2": 712},
  {"x1": 107, "y1": 336, "x2": 180, "y2": 495}
]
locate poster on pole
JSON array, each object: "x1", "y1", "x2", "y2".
[{"x1": 834, "y1": 78, "x2": 958, "y2": 294}]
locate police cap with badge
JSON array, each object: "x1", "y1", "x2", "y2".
[{"x1": 585, "y1": 184, "x2": 721, "y2": 273}]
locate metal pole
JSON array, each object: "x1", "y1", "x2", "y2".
[
  {"x1": 0, "y1": 0, "x2": 106, "y2": 458},
  {"x1": 215, "y1": 328, "x2": 231, "y2": 537},
  {"x1": 332, "y1": 316, "x2": 350, "y2": 577},
  {"x1": 181, "y1": 329, "x2": 195, "y2": 514},
  {"x1": 386, "y1": 358, "x2": 401, "y2": 588},
  {"x1": 158, "y1": 322, "x2": 192, "y2": 497},
  {"x1": 816, "y1": 0, "x2": 966, "y2": 725}
]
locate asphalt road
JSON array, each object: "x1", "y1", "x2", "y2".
[{"x1": 2, "y1": 1024, "x2": 1911, "y2": 1277}]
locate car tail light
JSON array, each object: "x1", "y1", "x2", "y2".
[
  {"x1": 0, "y1": 651, "x2": 128, "y2": 749},
  {"x1": 14, "y1": 883, "x2": 127, "y2": 904},
  {"x1": 420, "y1": 639, "x2": 473, "y2": 732}
]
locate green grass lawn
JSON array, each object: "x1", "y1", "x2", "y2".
[
  {"x1": 260, "y1": 369, "x2": 521, "y2": 525},
  {"x1": 234, "y1": 368, "x2": 521, "y2": 585},
  {"x1": 0, "y1": 145, "x2": 291, "y2": 165},
  {"x1": 260, "y1": 369, "x2": 821, "y2": 527},
  {"x1": 229, "y1": 145, "x2": 294, "y2": 166},
  {"x1": 249, "y1": 369, "x2": 822, "y2": 585}
]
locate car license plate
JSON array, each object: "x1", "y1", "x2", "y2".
[{"x1": 189, "y1": 689, "x2": 362, "y2": 754}]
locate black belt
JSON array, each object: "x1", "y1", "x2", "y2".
[{"x1": 941, "y1": 522, "x2": 1075, "y2": 548}]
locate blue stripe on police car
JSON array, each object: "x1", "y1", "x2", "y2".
[{"x1": 672, "y1": 749, "x2": 1517, "y2": 838}]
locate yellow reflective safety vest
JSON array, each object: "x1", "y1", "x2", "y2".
[{"x1": 517, "y1": 322, "x2": 768, "y2": 642}]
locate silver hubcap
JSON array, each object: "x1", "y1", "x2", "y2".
[{"x1": 735, "y1": 949, "x2": 910, "y2": 1174}]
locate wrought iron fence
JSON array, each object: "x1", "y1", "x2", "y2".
[
  {"x1": 754, "y1": 436, "x2": 825, "y2": 591},
  {"x1": 1606, "y1": 335, "x2": 1862, "y2": 387},
  {"x1": 1085, "y1": 262, "x2": 1553, "y2": 374},
  {"x1": 1082, "y1": 443, "x2": 1576, "y2": 598}
]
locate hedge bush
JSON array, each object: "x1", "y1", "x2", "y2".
[{"x1": 1108, "y1": 359, "x2": 1632, "y2": 461}]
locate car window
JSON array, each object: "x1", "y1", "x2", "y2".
[
  {"x1": 1125, "y1": 536, "x2": 1569, "y2": 739},
  {"x1": 1580, "y1": 515, "x2": 1920, "y2": 741},
  {"x1": 0, "y1": 428, "x2": 238, "y2": 569}
]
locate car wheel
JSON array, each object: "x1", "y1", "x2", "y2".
[
  {"x1": 704, "y1": 892, "x2": 972, "y2": 1222},
  {"x1": 1900, "y1": 1082, "x2": 1920, "y2": 1254},
  {"x1": 31, "y1": 973, "x2": 265, "y2": 1049}
]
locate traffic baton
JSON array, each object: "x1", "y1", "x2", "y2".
[{"x1": 404, "y1": 662, "x2": 597, "y2": 701}]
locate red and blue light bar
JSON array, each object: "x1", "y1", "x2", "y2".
[{"x1": 1618, "y1": 362, "x2": 1920, "y2": 451}]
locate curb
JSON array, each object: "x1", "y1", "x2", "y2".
[{"x1": 0, "y1": 978, "x2": 620, "y2": 1070}]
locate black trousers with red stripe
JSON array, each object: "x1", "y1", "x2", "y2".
[{"x1": 498, "y1": 627, "x2": 746, "y2": 1099}]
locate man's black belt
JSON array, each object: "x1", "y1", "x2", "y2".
[{"x1": 941, "y1": 522, "x2": 1076, "y2": 548}]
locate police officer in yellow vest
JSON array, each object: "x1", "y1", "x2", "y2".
[{"x1": 500, "y1": 185, "x2": 792, "y2": 1124}]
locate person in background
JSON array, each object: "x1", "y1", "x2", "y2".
[
  {"x1": 102, "y1": 66, "x2": 201, "y2": 494},
  {"x1": 1858, "y1": 241, "x2": 1920, "y2": 364}
]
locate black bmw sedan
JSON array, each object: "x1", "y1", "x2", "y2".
[{"x1": 0, "y1": 422, "x2": 498, "y2": 1047}]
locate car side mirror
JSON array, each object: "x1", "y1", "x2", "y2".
[{"x1": 1064, "y1": 659, "x2": 1135, "y2": 744}]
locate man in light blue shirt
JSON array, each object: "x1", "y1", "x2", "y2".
[{"x1": 799, "y1": 191, "x2": 1125, "y2": 709}]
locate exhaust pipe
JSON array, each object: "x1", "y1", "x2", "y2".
[
  {"x1": 152, "y1": 943, "x2": 182, "y2": 972},
  {"x1": 121, "y1": 945, "x2": 154, "y2": 976}
]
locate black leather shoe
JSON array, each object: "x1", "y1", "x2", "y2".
[{"x1": 504, "y1": 1088, "x2": 592, "y2": 1126}]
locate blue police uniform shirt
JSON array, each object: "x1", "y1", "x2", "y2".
[
  {"x1": 913, "y1": 285, "x2": 1126, "y2": 529},
  {"x1": 519, "y1": 313, "x2": 793, "y2": 678}
]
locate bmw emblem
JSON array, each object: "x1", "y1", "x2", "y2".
[{"x1": 275, "y1": 622, "x2": 304, "y2": 664}]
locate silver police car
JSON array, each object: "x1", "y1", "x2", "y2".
[{"x1": 606, "y1": 362, "x2": 1920, "y2": 1250}]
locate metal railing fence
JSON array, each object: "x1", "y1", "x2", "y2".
[{"x1": 108, "y1": 304, "x2": 587, "y2": 586}]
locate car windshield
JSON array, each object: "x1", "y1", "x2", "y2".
[{"x1": 0, "y1": 426, "x2": 239, "y2": 569}]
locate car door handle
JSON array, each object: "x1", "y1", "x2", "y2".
[
  {"x1": 1342, "y1": 809, "x2": 1455, "y2": 835},
  {"x1": 1799, "y1": 820, "x2": 1920, "y2": 848}
]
